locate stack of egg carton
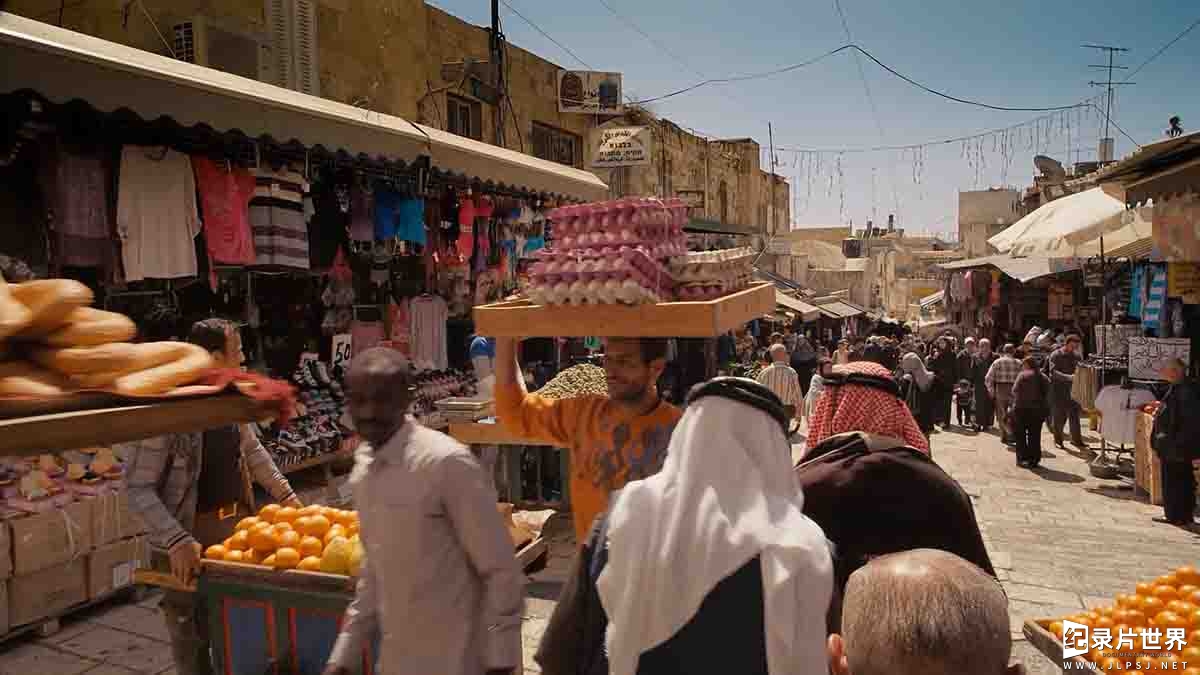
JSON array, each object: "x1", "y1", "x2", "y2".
[
  {"x1": 669, "y1": 248, "x2": 757, "y2": 301},
  {"x1": 527, "y1": 198, "x2": 688, "y2": 305}
]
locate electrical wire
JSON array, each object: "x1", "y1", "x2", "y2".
[
  {"x1": 1123, "y1": 17, "x2": 1200, "y2": 82},
  {"x1": 498, "y1": 0, "x2": 594, "y2": 70},
  {"x1": 596, "y1": 0, "x2": 705, "y2": 79}
]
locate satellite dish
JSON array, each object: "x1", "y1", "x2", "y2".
[{"x1": 1034, "y1": 155, "x2": 1066, "y2": 180}]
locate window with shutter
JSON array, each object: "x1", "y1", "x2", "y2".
[
  {"x1": 264, "y1": 0, "x2": 292, "y2": 89},
  {"x1": 531, "y1": 122, "x2": 581, "y2": 168},
  {"x1": 293, "y1": 0, "x2": 319, "y2": 95},
  {"x1": 446, "y1": 94, "x2": 482, "y2": 141}
]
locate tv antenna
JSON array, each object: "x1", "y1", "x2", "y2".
[{"x1": 1083, "y1": 44, "x2": 1132, "y2": 161}]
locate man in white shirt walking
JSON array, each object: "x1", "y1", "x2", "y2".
[{"x1": 757, "y1": 344, "x2": 803, "y2": 420}]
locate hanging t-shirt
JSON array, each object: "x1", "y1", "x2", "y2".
[
  {"x1": 457, "y1": 196, "x2": 476, "y2": 256},
  {"x1": 410, "y1": 294, "x2": 449, "y2": 370},
  {"x1": 249, "y1": 165, "x2": 309, "y2": 269},
  {"x1": 307, "y1": 178, "x2": 351, "y2": 270},
  {"x1": 1093, "y1": 385, "x2": 1156, "y2": 446},
  {"x1": 40, "y1": 143, "x2": 115, "y2": 272},
  {"x1": 191, "y1": 156, "x2": 256, "y2": 265},
  {"x1": 374, "y1": 184, "x2": 401, "y2": 240},
  {"x1": 117, "y1": 146, "x2": 200, "y2": 281},
  {"x1": 397, "y1": 198, "x2": 426, "y2": 246}
]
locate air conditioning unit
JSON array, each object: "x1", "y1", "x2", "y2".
[{"x1": 173, "y1": 16, "x2": 270, "y2": 83}]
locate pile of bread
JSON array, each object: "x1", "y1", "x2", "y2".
[{"x1": 0, "y1": 276, "x2": 214, "y2": 398}]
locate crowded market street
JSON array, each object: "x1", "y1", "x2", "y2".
[{"x1": 0, "y1": 418, "x2": 1191, "y2": 675}]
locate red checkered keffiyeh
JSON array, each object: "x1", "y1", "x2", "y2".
[{"x1": 806, "y1": 361, "x2": 930, "y2": 453}]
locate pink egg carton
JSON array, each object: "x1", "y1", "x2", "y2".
[
  {"x1": 528, "y1": 279, "x2": 667, "y2": 306},
  {"x1": 547, "y1": 198, "x2": 689, "y2": 232}
]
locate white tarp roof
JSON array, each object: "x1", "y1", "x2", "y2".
[
  {"x1": 0, "y1": 13, "x2": 608, "y2": 201},
  {"x1": 988, "y1": 186, "x2": 1138, "y2": 255},
  {"x1": 774, "y1": 291, "x2": 820, "y2": 321}
]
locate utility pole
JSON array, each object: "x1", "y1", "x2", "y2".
[
  {"x1": 490, "y1": 0, "x2": 506, "y2": 147},
  {"x1": 1082, "y1": 44, "x2": 1132, "y2": 163},
  {"x1": 768, "y1": 122, "x2": 776, "y2": 239}
]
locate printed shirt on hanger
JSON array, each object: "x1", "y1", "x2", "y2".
[{"x1": 192, "y1": 156, "x2": 256, "y2": 265}]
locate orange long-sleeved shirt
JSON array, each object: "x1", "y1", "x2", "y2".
[{"x1": 494, "y1": 383, "x2": 681, "y2": 543}]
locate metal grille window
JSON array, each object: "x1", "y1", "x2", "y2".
[
  {"x1": 532, "y1": 122, "x2": 581, "y2": 168},
  {"x1": 447, "y1": 94, "x2": 482, "y2": 141}
]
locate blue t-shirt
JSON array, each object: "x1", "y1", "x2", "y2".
[
  {"x1": 373, "y1": 185, "x2": 401, "y2": 240},
  {"x1": 397, "y1": 198, "x2": 426, "y2": 246}
]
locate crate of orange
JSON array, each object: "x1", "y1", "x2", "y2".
[
  {"x1": 134, "y1": 501, "x2": 547, "y2": 674},
  {"x1": 1023, "y1": 565, "x2": 1200, "y2": 674}
]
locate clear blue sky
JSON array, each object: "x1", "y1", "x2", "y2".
[{"x1": 431, "y1": 0, "x2": 1198, "y2": 236}]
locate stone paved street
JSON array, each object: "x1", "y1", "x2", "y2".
[{"x1": 1, "y1": 418, "x2": 1197, "y2": 674}]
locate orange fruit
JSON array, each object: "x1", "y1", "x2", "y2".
[
  {"x1": 1157, "y1": 611, "x2": 1189, "y2": 631},
  {"x1": 346, "y1": 523, "x2": 359, "y2": 538},
  {"x1": 1167, "y1": 600, "x2": 1196, "y2": 616},
  {"x1": 298, "y1": 535, "x2": 324, "y2": 558},
  {"x1": 1137, "y1": 582, "x2": 1156, "y2": 596},
  {"x1": 1182, "y1": 646, "x2": 1200, "y2": 662},
  {"x1": 1179, "y1": 585, "x2": 1200, "y2": 599},
  {"x1": 324, "y1": 525, "x2": 347, "y2": 546},
  {"x1": 1049, "y1": 621, "x2": 1064, "y2": 638},
  {"x1": 1117, "y1": 593, "x2": 1139, "y2": 608},
  {"x1": 204, "y1": 544, "x2": 228, "y2": 560},
  {"x1": 1190, "y1": 610, "x2": 1200, "y2": 630},
  {"x1": 302, "y1": 515, "x2": 332, "y2": 538},
  {"x1": 1155, "y1": 586, "x2": 1181, "y2": 602},
  {"x1": 275, "y1": 507, "x2": 299, "y2": 524},
  {"x1": 1094, "y1": 616, "x2": 1116, "y2": 630},
  {"x1": 228, "y1": 530, "x2": 250, "y2": 551},
  {"x1": 277, "y1": 530, "x2": 301, "y2": 549},
  {"x1": 332, "y1": 510, "x2": 356, "y2": 527},
  {"x1": 1125, "y1": 610, "x2": 1148, "y2": 627},
  {"x1": 1158, "y1": 573, "x2": 1182, "y2": 588},
  {"x1": 224, "y1": 549, "x2": 245, "y2": 563},
  {"x1": 249, "y1": 528, "x2": 279, "y2": 553},
  {"x1": 274, "y1": 547, "x2": 300, "y2": 570},
  {"x1": 1158, "y1": 653, "x2": 1182, "y2": 671},
  {"x1": 1095, "y1": 606, "x2": 1116, "y2": 617},
  {"x1": 297, "y1": 556, "x2": 323, "y2": 572},
  {"x1": 262, "y1": 554, "x2": 276, "y2": 568},
  {"x1": 1182, "y1": 669, "x2": 1200, "y2": 675},
  {"x1": 271, "y1": 521, "x2": 293, "y2": 534},
  {"x1": 1178, "y1": 567, "x2": 1200, "y2": 586},
  {"x1": 235, "y1": 517, "x2": 261, "y2": 532},
  {"x1": 298, "y1": 505, "x2": 322, "y2": 518},
  {"x1": 1097, "y1": 656, "x2": 1123, "y2": 672},
  {"x1": 1127, "y1": 671, "x2": 1146, "y2": 675},
  {"x1": 1142, "y1": 597, "x2": 1167, "y2": 616},
  {"x1": 294, "y1": 516, "x2": 313, "y2": 535},
  {"x1": 258, "y1": 504, "x2": 281, "y2": 523},
  {"x1": 243, "y1": 549, "x2": 266, "y2": 565},
  {"x1": 1191, "y1": 590, "x2": 1200, "y2": 607}
]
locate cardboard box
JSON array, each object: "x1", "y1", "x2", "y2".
[
  {"x1": 92, "y1": 490, "x2": 147, "y2": 547},
  {"x1": 8, "y1": 500, "x2": 93, "y2": 576},
  {"x1": 8, "y1": 559, "x2": 87, "y2": 628},
  {"x1": 87, "y1": 536, "x2": 148, "y2": 600}
]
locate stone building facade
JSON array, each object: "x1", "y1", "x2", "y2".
[{"x1": 8, "y1": 0, "x2": 788, "y2": 235}]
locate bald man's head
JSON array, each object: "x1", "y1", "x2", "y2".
[
  {"x1": 346, "y1": 348, "x2": 415, "y2": 447},
  {"x1": 829, "y1": 549, "x2": 1015, "y2": 675}
]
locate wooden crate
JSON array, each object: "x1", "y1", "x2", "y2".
[
  {"x1": 473, "y1": 282, "x2": 775, "y2": 337},
  {"x1": 1134, "y1": 411, "x2": 1163, "y2": 505}
]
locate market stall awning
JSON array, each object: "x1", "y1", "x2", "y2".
[
  {"x1": 754, "y1": 268, "x2": 804, "y2": 292},
  {"x1": 1084, "y1": 131, "x2": 1200, "y2": 205},
  {"x1": 775, "y1": 291, "x2": 820, "y2": 321},
  {"x1": 937, "y1": 254, "x2": 1081, "y2": 283},
  {"x1": 815, "y1": 301, "x2": 863, "y2": 319},
  {"x1": 0, "y1": 13, "x2": 608, "y2": 201},
  {"x1": 920, "y1": 290, "x2": 945, "y2": 308},
  {"x1": 1104, "y1": 236, "x2": 1158, "y2": 261},
  {"x1": 988, "y1": 186, "x2": 1136, "y2": 255}
]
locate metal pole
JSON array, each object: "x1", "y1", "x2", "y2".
[{"x1": 490, "y1": 0, "x2": 505, "y2": 147}]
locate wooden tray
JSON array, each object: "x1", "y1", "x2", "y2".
[
  {"x1": 0, "y1": 393, "x2": 273, "y2": 456},
  {"x1": 473, "y1": 282, "x2": 775, "y2": 337},
  {"x1": 450, "y1": 420, "x2": 556, "y2": 447},
  {"x1": 1023, "y1": 619, "x2": 1089, "y2": 672}
]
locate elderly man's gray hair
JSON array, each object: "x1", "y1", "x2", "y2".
[
  {"x1": 841, "y1": 549, "x2": 1011, "y2": 675},
  {"x1": 769, "y1": 344, "x2": 788, "y2": 362}
]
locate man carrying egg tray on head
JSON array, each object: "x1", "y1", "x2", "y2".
[
  {"x1": 120, "y1": 318, "x2": 302, "y2": 675},
  {"x1": 494, "y1": 337, "x2": 683, "y2": 546}
]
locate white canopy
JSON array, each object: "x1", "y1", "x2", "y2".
[
  {"x1": 0, "y1": 13, "x2": 608, "y2": 201},
  {"x1": 988, "y1": 186, "x2": 1143, "y2": 256}
]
